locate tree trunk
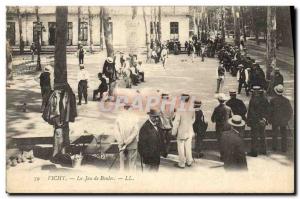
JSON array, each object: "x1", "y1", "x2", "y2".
[
  {"x1": 251, "y1": 7, "x2": 260, "y2": 45},
  {"x1": 143, "y1": 7, "x2": 151, "y2": 62},
  {"x1": 99, "y1": 7, "x2": 104, "y2": 50},
  {"x1": 77, "y1": 6, "x2": 81, "y2": 47},
  {"x1": 240, "y1": 6, "x2": 247, "y2": 42},
  {"x1": 266, "y1": 6, "x2": 276, "y2": 81},
  {"x1": 54, "y1": 6, "x2": 68, "y2": 85},
  {"x1": 17, "y1": 7, "x2": 24, "y2": 55},
  {"x1": 88, "y1": 7, "x2": 93, "y2": 53},
  {"x1": 35, "y1": 6, "x2": 41, "y2": 71},
  {"x1": 158, "y1": 6, "x2": 162, "y2": 42},
  {"x1": 102, "y1": 7, "x2": 114, "y2": 57},
  {"x1": 221, "y1": 6, "x2": 226, "y2": 42},
  {"x1": 233, "y1": 6, "x2": 241, "y2": 46},
  {"x1": 154, "y1": 7, "x2": 158, "y2": 42}
]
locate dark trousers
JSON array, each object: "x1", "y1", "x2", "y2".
[
  {"x1": 272, "y1": 125, "x2": 288, "y2": 152},
  {"x1": 93, "y1": 87, "x2": 106, "y2": 101},
  {"x1": 201, "y1": 52, "x2": 205, "y2": 62},
  {"x1": 238, "y1": 80, "x2": 249, "y2": 96},
  {"x1": 195, "y1": 132, "x2": 204, "y2": 153},
  {"x1": 78, "y1": 80, "x2": 88, "y2": 104},
  {"x1": 250, "y1": 124, "x2": 266, "y2": 154},
  {"x1": 41, "y1": 86, "x2": 51, "y2": 111},
  {"x1": 79, "y1": 55, "x2": 84, "y2": 64},
  {"x1": 139, "y1": 72, "x2": 144, "y2": 82},
  {"x1": 216, "y1": 129, "x2": 223, "y2": 159}
]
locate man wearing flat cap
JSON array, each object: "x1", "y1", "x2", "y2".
[
  {"x1": 247, "y1": 86, "x2": 270, "y2": 157},
  {"x1": 211, "y1": 93, "x2": 232, "y2": 160},
  {"x1": 220, "y1": 115, "x2": 247, "y2": 170},
  {"x1": 138, "y1": 108, "x2": 163, "y2": 172},
  {"x1": 269, "y1": 85, "x2": 293, "y2": 152}
]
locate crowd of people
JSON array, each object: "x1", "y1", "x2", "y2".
[{"x1": 36, "y1": 34, "x2": 293, "y2": 172}]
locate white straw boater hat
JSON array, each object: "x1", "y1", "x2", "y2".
[
  {"x1": 228, "y1": 115, "x2": 245, "y2": 127},
  {"x1": 274, "y1": 84, "x2": 284, "y2": 95},
  {"x1": 44, "y1": 65, "x2": 51, "y2": 72},
  {"x1": 107, "y1": 57, "x2": 113, "y2": 63}
]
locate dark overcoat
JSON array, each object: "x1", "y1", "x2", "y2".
[
  {"x1": 220, "y1": 129, "x2": 248, "y2": 170},
  {"x1": 138, "y1": 120, "x2": 162, "y2": 165}
]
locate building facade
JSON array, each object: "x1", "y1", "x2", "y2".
[{"x1": 6, "y1": 6, "x2": 194, "y2": 51}]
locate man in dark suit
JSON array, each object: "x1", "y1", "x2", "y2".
[
  {"x1": 270, "y1": 84, "x2": 293, "y2": 152},
  {"x1": 226, "y1": 90, "x2": 247, "y2": 121},
  {"x1": 138, "y1": 109, "x2": 162, "y2": 172},
  {"x1": 220, "y1": 115, "x2": 248, "y2": 171},
  {"x1": 93, "y1": 73, "x2": 108, "y2": 101},
  {"x1": 102, "y1": 57, "x2": 117, "y2": 99},
  {"x1": 211, "y1": 93, "x2": 232, "y2": 160},
  {"x1": 267, "y1": 67, "x2": 284, "y2": 96},
  {"x1": 236, "y1": 64, "x2": 249, "y2": 96},
  {"x1": 247, "y1": 86, "x2": 270, "y2": 157}
]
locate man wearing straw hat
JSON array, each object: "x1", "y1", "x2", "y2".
[
  {"x1": 138, "y1": 108, "x2": 162, "y2": 172},
  {"x1": 220, "y1": 115, "x2": 247, "y2": 170},
  {"x1": 172, "y1": 94, "x2": 194, "y2": 168},
  {"x1": 269, "y1": 84, "x2": 293, "y2": 152},
  {"x1": 211, "y1": 93, "x2": 232, "y2": 160},
  {"x1": 114, "y1": 103, "x2": 139, "y2": 171},
  {"x1": 39, "y1": 65, "x2": 53, "y2": 112},
  {"x1": 102, "y1": 57, "x2": 117, "y2": 100},
  {"x1": 193, "y1": 100, "x2": 207, "y2": 158}
]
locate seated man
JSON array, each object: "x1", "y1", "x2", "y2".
[
  {"x1": 93, "y1": 72, "x2": 108, "y2": 101},
  {"x1": 130, "y1": 63, "x2": 140, "y2": 86},
  {"x1": 137, "y1": 61, "x2": 145, "y2": 82}
]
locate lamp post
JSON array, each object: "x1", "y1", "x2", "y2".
[{"x1": 35, "y1": 22, "x2": 45, "y2": 71}]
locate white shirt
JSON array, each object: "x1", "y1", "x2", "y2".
[
  {"x1": 114, "y1": 111, "x2": 139, "y2": 149},
  {"x1": 77, "y1": 69, "x2": 90, "y2": 81},
  {"x1": 161, "y1": 49, "x2": 168, "y2": 58}
]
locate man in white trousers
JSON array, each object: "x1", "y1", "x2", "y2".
[{"x1": 172, "y1": 94, "x2": 195, "y2": 168}]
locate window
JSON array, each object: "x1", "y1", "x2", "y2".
[
  {"x1": 79, "y1": 22, "x2": 88, "y2": 45},
  {"x1": 47, "y1": 22, "x2": 73, "y2": 46},
  {"x1": 48, "y1": 22, "x2": 56, "y2": 45},
  {"x1": 6, "y1": 22, "x2": 15, "y2": 46},
  {"x1": 170, "y1": 22, "x2": 179, "y2": 40},
  {"x1": 67, "y1": 22, "x2": 73, "y2": 45},
  {"x1": 170, "y1": 22, "x2": 179, "y2": 34},
  {"x1": 33, "y1": 22, "x2": 43, "y2": 45}
]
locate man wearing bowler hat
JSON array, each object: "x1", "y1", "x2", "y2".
[
  {"x1": 226, "y1": 90, "x2": 247, "y2": 121},
  {"x1": 220, "y1": 115, "x2": 248, "y2": 170},
  {"x1": 138, "y1": 108, "x2": 163, "y2": 172},
  {"x1": 269, "y1": 84, "x2": 293, "y2": 152},
  {"x1": 247, "y1": 86, "x2": 270, "y2": 157}
]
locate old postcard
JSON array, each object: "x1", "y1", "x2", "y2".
[{"x1": 6, "y1": 5, "x2": 295, "y2": 193}]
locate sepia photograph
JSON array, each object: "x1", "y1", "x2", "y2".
[{"x1": 5, "y1": 4, "x2": 295, "y2": 194}]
